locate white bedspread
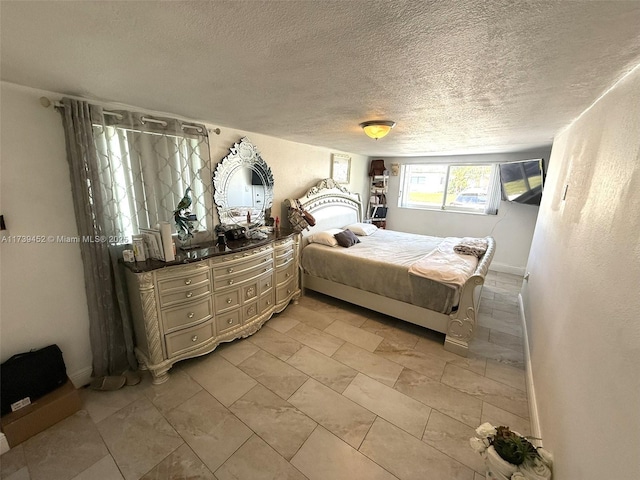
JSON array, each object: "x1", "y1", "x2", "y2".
[{"x1": 408, "y1": 237, "x2": 479, "y2": 287}]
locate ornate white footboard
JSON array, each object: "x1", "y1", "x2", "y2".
[{"x1": 444, "y1": 236, "x2": 495, "y2": 355}]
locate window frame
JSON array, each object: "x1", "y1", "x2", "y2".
[{"x1": 398, "y1": 162, "x2": 500, "y2": 215}]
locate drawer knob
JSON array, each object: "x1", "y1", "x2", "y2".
[
  {"x1": 263, "y1": 268, "x2": 267, "y2": 272},
  {"x1": 226, "y1": 298, "x2": 232, "y2": 304},
  {"x1": 227, "y1": 318, "x2": 233, "y2": 324},
  {"x1": 286, "y1": 272, "x2": 291, "y2": 278},
  {"x1": 191, "y1": 335, "x2": 198, "y2": 342},
  {"x1": 185, "y1": 279, "x2": 192, "y2": 285},
  {"x1": 188, "y1": 312, "x2": 195, "y2": 318},
  {"x1": 228, "y1": 268, "x2": 234, "y2": 273},
  {"x1": 287, "y1": 289, "x2": 291, "y2": 294},
  {"x1": 228, "y1": 280, "x2": 234, "y2": 285},
  {"x1": 266, "y1": 282, "x2": 271, "y2": 288},
  {"x1": 267, "y1": 300, "x2": 271, "y2": 305},
  {"x1": 263, "y1": 258, "x2": 268, "y2": 262},
  {"x1": 244, "y1": 252, "x2": 250, "y2": 257},
  {"x1": 186, "y1": 292, "x2": 193, "y2": 298}
]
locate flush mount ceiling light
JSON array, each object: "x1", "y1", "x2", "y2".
[{"x1": 359, "y1": 120, "x2": 396, "y2": 140}]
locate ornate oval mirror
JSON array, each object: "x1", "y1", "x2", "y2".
[{"x1": 213, "y1": 137, "x2": 274, "y2": 227}]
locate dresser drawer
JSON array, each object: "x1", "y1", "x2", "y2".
[
  {"x1": 165, "y1": 320, "x2": 215, "y2": 358},
  {"x1": 260, "y1": 291, "x2": 275, "y2": 312},
  {"x1": 159, "y1": 284, "x2": 211, "y2": 308},
  {"x1": 157, "y1": 270, "x2": 210, "y2": 294},
  {"x1": 276, "y1": 278, "x2": 297, "y2": 304},
  {"x1": 215, "y1": 289, "x2": 240, "y2": 314},
  {"x1": 276, "y1": 263, "x2": 295, "y2": 285},
  {"x1": 260, "y1": 272, "x2": 274, "y2": 296},
  {"x1": 217, "y1": 309, "x2": 241, "y2": 334},
  {"x1": 275, "y1": 240, "x2": 293, "y2": 253},
  {"x1": 210, "y1": 245, "x2": 273, "y2": 266},
  {"x1": 161, "y1": 297, "x2": 213, "y2": 333},
  {"x1": 275, "y1": 250, "x2": 294, "y2": 268},
  {"x1": 246, "y1": 288, "x2": 275, "y2": 324},
  {"x1": 213, "y1": 252, "x2": 272, "y2": 276},
  {"x1": 274, "y1": 237, "x2": 294, "y2": 251},
  {"x1": 213, "y1": 262, "x2": 273, "y2": 290},
  {"x1": 210, "y1": 245, "x2": 273, "y2": 267}
]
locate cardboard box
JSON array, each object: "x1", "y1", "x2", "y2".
[{"x1": 1, "y1": 378, "x2": 81, "y2": 448}]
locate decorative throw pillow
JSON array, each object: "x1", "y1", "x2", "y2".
[
  {"x1": 334, "y1": 229, "x2": 360, "y2": 248},
  {"x1": 307, "y1": 229, "x2": 342, "y2": 247},
  {"x1": 343, "y1": 222, "x2": 378, "y2": 236}
]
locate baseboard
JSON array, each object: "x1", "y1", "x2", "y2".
[
  {"x1": 0, "y1": 433, "x2": 9, "y2": 455},
  {"x1": 518, "y1": 293, "x2": 542, "y2": 444},
  {"x1": 489, "y1": 262, "x2": 526, "y2": 276},
  {"x1": 68, "y1": 366, "x2": 93, "y2": 388}
]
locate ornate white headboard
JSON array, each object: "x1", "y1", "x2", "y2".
[{"x1": 284, "y1": 179, "x2": 362, "y2": 236}]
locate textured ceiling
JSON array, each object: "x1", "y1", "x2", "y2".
[{"x1": 1, "y1": 1, "x2": 640, "y2": 157}]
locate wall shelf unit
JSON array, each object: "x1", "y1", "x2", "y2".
[{"x1": 367, "y1": 172, "x2": 389, "y2": 229}]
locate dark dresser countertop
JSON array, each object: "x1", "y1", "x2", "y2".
[{"x1": 122, "y1": 229, "x2": 297, "y2": 273}]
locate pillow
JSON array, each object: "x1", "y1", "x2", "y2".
[
  {"x1": 343, "y1": 222, "x2": 378, "y2": 236},
  {"x1": 307, "y1": 229, "x2": 342, "y2": 247},
  {"x1": 334, "y1": 229, "x2": 361, "y2": 248}
]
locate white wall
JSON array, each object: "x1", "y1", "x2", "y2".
[
  {"x1": 209, "y1": 125, "x2": 369, "y2": 224},
  {"x1": 0, "y1": 82, "x2": 368, "y2": 385},
  {"x1": 382, "y1": 150, "x2": 551, "y2": 274},
  {"x1": 521, "y1": 65, "x2": 640, "y2": 479},
  {"x1": 0, "y1": 84, "x2": 93, "y2": 385}
]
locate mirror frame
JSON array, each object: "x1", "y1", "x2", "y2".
[{"x1": 213, "y1": 137, "x2": 274, "y2": 227}]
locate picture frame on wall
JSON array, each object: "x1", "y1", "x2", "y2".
[{"x1": 331, "y1": 153, "x2": 351, "y2": 184}]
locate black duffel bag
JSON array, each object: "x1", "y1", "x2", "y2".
[{"x1": 1, "y1": 344, "x2": 67, "y2": 416}]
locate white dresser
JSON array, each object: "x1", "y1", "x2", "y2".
[{"x1": 125, "y1": 232, "x2": 299, "y2": 383}]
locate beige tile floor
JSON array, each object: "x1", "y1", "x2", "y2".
[{"x1": 1, "y1": 271, "x2": 528, "y2": 480}]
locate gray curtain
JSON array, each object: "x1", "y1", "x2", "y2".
[
  {"x1": 59, "y1": 98, "x2": 212, "y2": 377},
  {"x1": 59, "y1": 98, "x2": 137, "y2": 377}
]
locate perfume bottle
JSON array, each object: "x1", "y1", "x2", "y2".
[{"x1": 215, "y1": 233, "x2": 227, "y2": 250}]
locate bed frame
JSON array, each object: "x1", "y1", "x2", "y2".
[{"x1": 285, "y1": 178, "x2": 495, "y2": 356}]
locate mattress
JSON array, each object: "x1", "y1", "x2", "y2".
[{"x1": 300, "y1": 229, "x2": 460, "y2": 314}]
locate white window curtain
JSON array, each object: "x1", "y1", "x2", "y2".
[
  {"x1": 484, "y1": 165, "x2": 502, "y2": 215},
  {"x1": 91, "y1": 109, "x2": 214, "y2": 242}
]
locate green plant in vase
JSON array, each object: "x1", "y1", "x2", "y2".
[
  {"x1": 470, "y1": 423, "x2": 553, "y2": 480},
  {"x1": 492, "y1": 426, "x2": 539, "y2": 466}
]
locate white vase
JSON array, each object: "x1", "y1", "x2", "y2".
[
  {"x1": 519, "y1": 459, "x2": 552, "y2": 480},
  {"x1": 485, "y1": 445, "x2": 519, "y2": 480}
]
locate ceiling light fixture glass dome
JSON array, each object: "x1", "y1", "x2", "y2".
[{"x1": 359, "y1": 120, "x2": 396, "y2": 140}]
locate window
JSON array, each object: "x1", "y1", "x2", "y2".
[
  {"x1": 92, "y1": 122, "x2": 214, "y2": 242},
  {"x1": 399, "y1": 163, "x2": 501, "y2": 214}
]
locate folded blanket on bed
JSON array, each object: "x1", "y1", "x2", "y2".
[
  {"x1": 408, "y1": 237, "x2": 478, "y2": 287},
  {"x1": 453, "y1": 237, "x2": 489, "y2": 258}
]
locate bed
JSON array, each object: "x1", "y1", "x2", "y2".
[{"x1": 285, "y1": 178, "x2": 495, "y2": 356}]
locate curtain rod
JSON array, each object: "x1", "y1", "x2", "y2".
[{"x1": 40, "y1": 96, "x2": 221, "y2": 134}]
